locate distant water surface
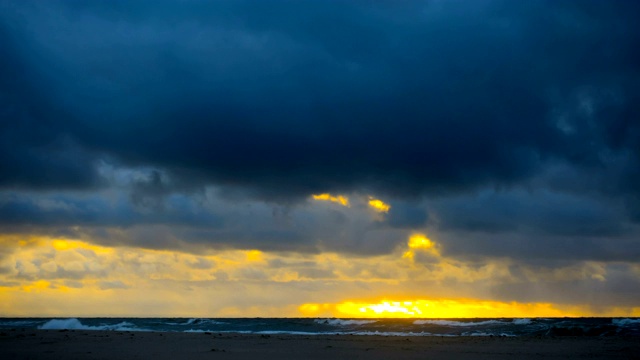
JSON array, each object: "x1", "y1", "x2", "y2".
[{"x1": 1, "y1": 317, "x2": 638, "y2": 337}]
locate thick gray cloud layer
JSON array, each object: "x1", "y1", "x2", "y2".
[{"x1": 1, "y1": 0, "x2": 640, "y2": 263}]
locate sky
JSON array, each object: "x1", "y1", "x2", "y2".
[{"x1": 1, "y1": 0, "x2": 639, "y2": 318}]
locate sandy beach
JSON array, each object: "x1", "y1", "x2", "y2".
[{"x1": 1, "y1": 330, "x2": 638, "y2": 360}]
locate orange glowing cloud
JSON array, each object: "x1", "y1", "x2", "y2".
[
  {"x1": 403, "y1": 233, "x2": 440, "y2": 260},
  {"x1": 368, "y1": 198, "x2": 390, "y2": 213},
  {"x1": 312, "y1": 193, "x2": 350, "y2": 207},
  {"x1": 2, "y1": 235, "x2": 638, "y2": 318}
]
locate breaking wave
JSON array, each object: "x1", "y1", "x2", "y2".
[
  {"x1": 613, "y1": 318, "x2": 640, "y2": 326},
  {"x1": 314, "y1": 319, "x2": 378, "y2": 326},
  {"x1": 39, "y1": 318, "x2": 143, "y2": 331},
  {"x1": 165, "y1": 318, "x2": 227, "y2": 326},
  {"x1": 413, "y1": 319, "x2": 504, "y2": 327}
]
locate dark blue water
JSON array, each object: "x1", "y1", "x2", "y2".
[{"x1": 1, "y1": 317, "x2": 638, "y2": 337}]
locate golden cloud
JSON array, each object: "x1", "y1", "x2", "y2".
[
  {"x1": 368, "y1": 198, "x2": 391, "y2": 213},
  {"x1": 311, "y1": 193, "x2": 350, "y2": 207},
  {"x1": 0, "y1": 235, "x2": 637, "y2": 317}
]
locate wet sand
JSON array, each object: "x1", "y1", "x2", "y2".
[{"x1": 1, "y1": 329, "x2": 638, "y2": 359}]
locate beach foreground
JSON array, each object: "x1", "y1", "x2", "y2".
[{"x1": 1, "y1": 330, "x2": 638, "y2": 360}]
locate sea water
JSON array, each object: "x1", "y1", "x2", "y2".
[{"x1": 0, "y1": 317, "x2": 638, "y2": 337}]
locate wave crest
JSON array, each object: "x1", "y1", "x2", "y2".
[
  {"x1": 314, "y1": 319, "x2": 377, "y2": 326},
  {"x1": 413, "y1": 320, "x2": 504, "y2": 327},
  {"x1": 39, "y1": 318, "x2": 141, "y2": 331},
  {"x1": 613, "y1": 318, "x2": 640, "y2": 326}
]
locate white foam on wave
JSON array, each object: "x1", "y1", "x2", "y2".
[
  {"x1": 235, "y1": 330, "x2": 439, "y2": 336},
  {"x1": 39, "y1": 318, "x2": 91, "y2": 330},
  {"x1": 254, "y1": 330, "x2": 328, "y2": 335},
  {"x1": 184, "y1": 318, "x2": 226, "y2": 325},
  {"x1": 512, "y1": 318, "x2": 532, "y2": 325},
  {"x1": 39, "y1": 318, "x2": 143, "y2": 331},
  {"x1": 613, "y1": 318, "x2": 640, "y2": 326},
  {"x1": 206, "y1": 330, "x2": 337, "y2": 336},
  {"x1": 165, "y1": 318, "x2": 227, "y2": 326},
  {"x1": 314, "y1": 319, "x2": 377, "y2": 326},
  {"x1": 348, "y1": 331, "x2": 436, "y2": 336},
  {"x1": 466, "y1": 332, "x2": 515, "y2": 337},
  {"x1": 413, "y1": 320, "x2": 504, "y2": 327}
]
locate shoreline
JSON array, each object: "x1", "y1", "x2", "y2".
[{"x1": 2, "y1": 329, "x2": 638, "y2": 359}]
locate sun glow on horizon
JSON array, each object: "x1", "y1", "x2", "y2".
[{"x1": 299, "y1": 299, "x2": 596, "y2": 318}]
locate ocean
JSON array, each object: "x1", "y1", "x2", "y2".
[{"x1": 1, "y1": 317, "x2": 639, "y2": 337}]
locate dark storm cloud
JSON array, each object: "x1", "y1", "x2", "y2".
[
  {"x1": 0, "y1": 21, "x2": 101, "y2": 190},
  {"x1": 1, "y1": 0, "x2": 640, "y2": 267},
  {"x1": 0, "y1": 192, "x2": 222, "y2": 229},
  {"x1": 433, "y1": 189, "x2": 627, "y2": 237},
  {"x1": 0, "y1": 190, "x2": 412, "y2": 255},
  {"x1": 1, "y1": 0, "x2": 638, "y2": 201},
  {"x1": 436, "y1": 229, "x2": 640, "y2": 264},
  {"x1": 490, "y1": 263, "x2": 640, "y2": 307},
  {"x1": 382, "y1": 201, "x2": 428, "y2": 229}
]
